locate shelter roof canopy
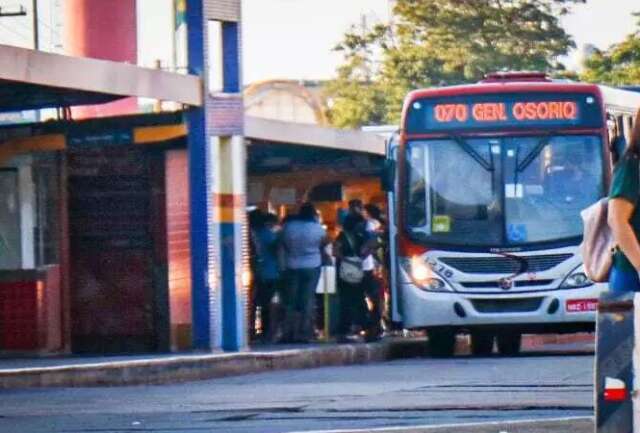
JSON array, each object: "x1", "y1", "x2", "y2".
[{"x1": 0, "y1": 44, "x2": 202, "y2": 113}]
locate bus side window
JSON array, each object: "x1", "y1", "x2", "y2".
[
  {"x1": 625, "y1": 115, "x2": 634, "y2": 143},
  {"x1": 609, "y1": 115, "x2": 626, "y2": 164}
]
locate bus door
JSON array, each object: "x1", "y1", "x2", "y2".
[{"x1": 384, "y1": 133, "x2": 402, "y2": 323}]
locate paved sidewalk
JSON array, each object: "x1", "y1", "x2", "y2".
[
  {"x1": 0, "y1": 333, "x2": 594, "y2": 389},
  {"x1": 0, "y1": 338, "x2": 422, "y2": 389}
]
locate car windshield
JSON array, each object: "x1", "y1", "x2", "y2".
[{"x1": 406, "y1": 135, "x2": 603, "y2": 247}]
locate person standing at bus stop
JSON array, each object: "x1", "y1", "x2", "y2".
[
  {"x1": 363, "y1": 203, "x2": 385, "y2": 340},
  {"x1": 252, "y1": 213, "x2": 282, "y2": 342},
  {"x1": 281, "y1": 203, "x2": 327, "y2": 343},
  {"x1": 608, "y1": 110, "x2": 640, "y2": 293}
]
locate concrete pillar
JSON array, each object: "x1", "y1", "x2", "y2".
[
  {"x1": 185, "y1": 0, "x2": 247, "y2": 351},
  {"x1": 211, "y1": 136, "x2": 248, "y2": 350}
]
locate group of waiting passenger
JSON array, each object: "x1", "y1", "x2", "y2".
[{"x1": 249, "y1": 199, "x2": 387, "y2": 344}]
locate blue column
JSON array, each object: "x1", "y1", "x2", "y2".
[
  {"x1": 186, "y1": 0, "x2": 212, "y2": 350},
  {"x1": 185, "y1": 0, "x2": 246, "y2": 352}
]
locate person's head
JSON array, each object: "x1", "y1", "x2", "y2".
[
  {"x1": 364, "y1": 203, "x2": 382, "y2": 222},
  {"x1": 342, "y1": 213, "x2": 365, "y2": 232},
  {"x1": 298, "y1": 202, "x2": 318, "y2": 222},
  {"x1": 348, "y1": 199, "x2": 364, "y2": 216},
  {"x1": 263, "y1": 213, "x2": 279, "y2": 229},
  {"x1": 628, "y1": 110, "x2": 640, "y2": 157},
  {"x1": 248, "y1": 209, "x2": 264, "y2": 229}
]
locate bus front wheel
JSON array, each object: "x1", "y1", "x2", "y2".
[
  {"x1": 428, "y1": 328, "x2": 456, "y2": 357},
  {"x1": 496, "y1": 332, "x2": 521, "y2": 356}
]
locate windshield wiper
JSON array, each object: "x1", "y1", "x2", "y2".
[
  {"x1": 516, "y1": 133, "x2": 555, "y2": 173},
  {"x1": 452, "y1": 136, "x2": 494, "y2": 172}
]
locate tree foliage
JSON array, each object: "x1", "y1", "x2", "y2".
[
  {"x1": 581, "y1": 13, "x2": 640, "y2": 85},
  {"x1": 326, "y1": 0, "x2": 582, "y2": 128}
]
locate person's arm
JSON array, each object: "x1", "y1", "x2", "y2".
[
  {"x1": 276, "y1": 229, "x2": 287, "y2": 271},
  {"x1": 360, "y1": 234, "x2": 378, "y2": 258},
  {"x1": 609, "y1": 198, "x2": 640, "y2": 270},
  {"x1": 333, "y1": 234, "x2": 344, "y2": 260}
]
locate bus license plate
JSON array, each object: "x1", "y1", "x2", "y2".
[{"x1": 566, "y1": 299, "x2": 598, "y2": 313}]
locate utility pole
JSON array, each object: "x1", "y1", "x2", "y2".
[{"x1": 32, "y1": 0, "x2": 38, "y2": 49}]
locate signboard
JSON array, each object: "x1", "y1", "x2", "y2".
[
  {"x1": 68, "y1": 129, "x2": 133, "y2": 148},
  {"x1": 406, "y1": 92, "x2": 603, "y2": 133}
]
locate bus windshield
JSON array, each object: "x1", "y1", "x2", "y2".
[{"x1": 406, "y1": 135, "x2": 603, "y2": 247}]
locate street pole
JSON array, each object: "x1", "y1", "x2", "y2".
[{"x1": 32, "y1": 0, "x2": 38, "y2": 49}]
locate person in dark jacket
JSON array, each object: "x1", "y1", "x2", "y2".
[
  {"x1": 252, "y1": 213, "x2": 281, "y2": 342},
  {"x1": 334, "y1": 213, "x2": 372, "y2": 343}
]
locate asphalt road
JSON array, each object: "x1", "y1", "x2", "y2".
[{"x1": 0, "y1": 350, "x2": 595, "y2": 433}]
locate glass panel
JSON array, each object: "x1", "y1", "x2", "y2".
[
  {"x1": 503, "y1": 135, "x2": 603, "y2": 244},
  {"x1": 407, "y1": 139, "x2": 502, "y2": 245},
  {"x1": 406, "y1": 135, "x2": 603, "y2": 247},
  {"x1": 0, "y1": 170, "x2": 21, "y2": 269}
]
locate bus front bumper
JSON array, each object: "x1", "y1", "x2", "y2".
[{"x1": 400, "y1": 282, "x2": 607, "y2": 332}]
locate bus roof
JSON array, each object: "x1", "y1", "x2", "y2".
[
  {"x1": 406, "y1": 81, "x2": 601, "y2": 103},
  {"x1": 598, "y1": 85, "x2": 640, "y2": 114}
]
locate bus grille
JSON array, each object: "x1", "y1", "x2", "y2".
[
  {"x1": 440, "y1": 254, "x2": 572, "y2": 274},
  {"x1": 460, "y1": 279, "x2": 554, "y2": 289},
  {"x1": 471, "y1": 298, "x2": 544, "y2": 313}
]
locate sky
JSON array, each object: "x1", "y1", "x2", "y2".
[
  {"x1": 241, "y1": 0, "x2": 639, "y2": 82},
  {"x1": 0, "y1": 0, "x2": 637, "y2": 83}
]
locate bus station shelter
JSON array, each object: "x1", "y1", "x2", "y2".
[
  {"x1": 0, "y1": 44, "x2": 207, "y2": 354},
  {"x1": 0, "y1": 40, "x2": 387, "y2": 355}
]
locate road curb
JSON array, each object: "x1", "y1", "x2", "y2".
[
  {"x1": 0, "y1": 339, "x2": 409, "y2": 389},
  {"x1": 522, "y1": 332, "x2": 594, "y2": 348},
  {"x1": 0, "y1": 332, "x2": 594, "y2": 389},
  {"x1": 293, "y1": 416, "x2": 594, "y2": 433}
]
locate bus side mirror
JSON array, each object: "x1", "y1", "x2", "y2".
[{"x1": 382, "y1": 160, "x2": 396, "y2": 192}]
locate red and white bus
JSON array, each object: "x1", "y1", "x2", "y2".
[{"x1": 386, "y1": 72, "x2": 640, "y2": 356}]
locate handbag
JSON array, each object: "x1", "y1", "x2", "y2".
[
  {"x1": 338, "y1": 232, "x2": 364, "y2": 284},
  {"x1": 580, "y1": 198, "x2": 614, "y2": 282}
]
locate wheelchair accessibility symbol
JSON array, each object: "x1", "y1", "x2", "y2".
[{"x1": 507, "y1": 224, "x2": 527, "y2": 243}]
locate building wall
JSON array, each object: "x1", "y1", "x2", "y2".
[
  {"x1": 246, "y1": 89, "x2": 319, "y2": 124},
  {"x1": 204, "y1": 0, "x2": 241, "y2": 22},
  {"x1": 244, "y1": 81, "x2": 328, "y2": 125}
]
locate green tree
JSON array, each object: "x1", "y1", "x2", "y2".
[
  {"x1": 581, "y1": 13, "x2": 640, "y2": 85},
  {"x1": 326, "y1": 0, "x2": 582, "y2": 128}
]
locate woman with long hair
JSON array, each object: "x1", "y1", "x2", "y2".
[{"x1": 608, "y1": 110, "x2": 640, "y2": 292}]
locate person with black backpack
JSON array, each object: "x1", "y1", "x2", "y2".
[
  {"x1": 608, "y1": 110, "x2": 640, "y2": 293},
  {"x1": 334, "y1": 213, "x2": 375, "y2": 343}
]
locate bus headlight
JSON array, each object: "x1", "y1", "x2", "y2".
[
  {"x1": 402, "y1": 256, "x2": 451, "y2": 292},
  {"x1": 560, "y1": 265, "x2": 594, "y2": 289}
]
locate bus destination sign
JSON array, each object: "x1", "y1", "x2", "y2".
[
  {"x1": 406, "y1": 93, "x2": 603, "y2": 133},
  {"x1": 434, "y1": 101, "x2": 577, "y2": 124}
]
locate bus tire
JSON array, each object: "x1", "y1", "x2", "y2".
[
  {"x1": 428, "y1": 328, "x2": 456, "y2": 357},
  {"x1": 496, "y1": 332, "x2": 521, "y2": 356},
  {"x1": 471, "y1": 331, "x2": 494, "y2": 356}
]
